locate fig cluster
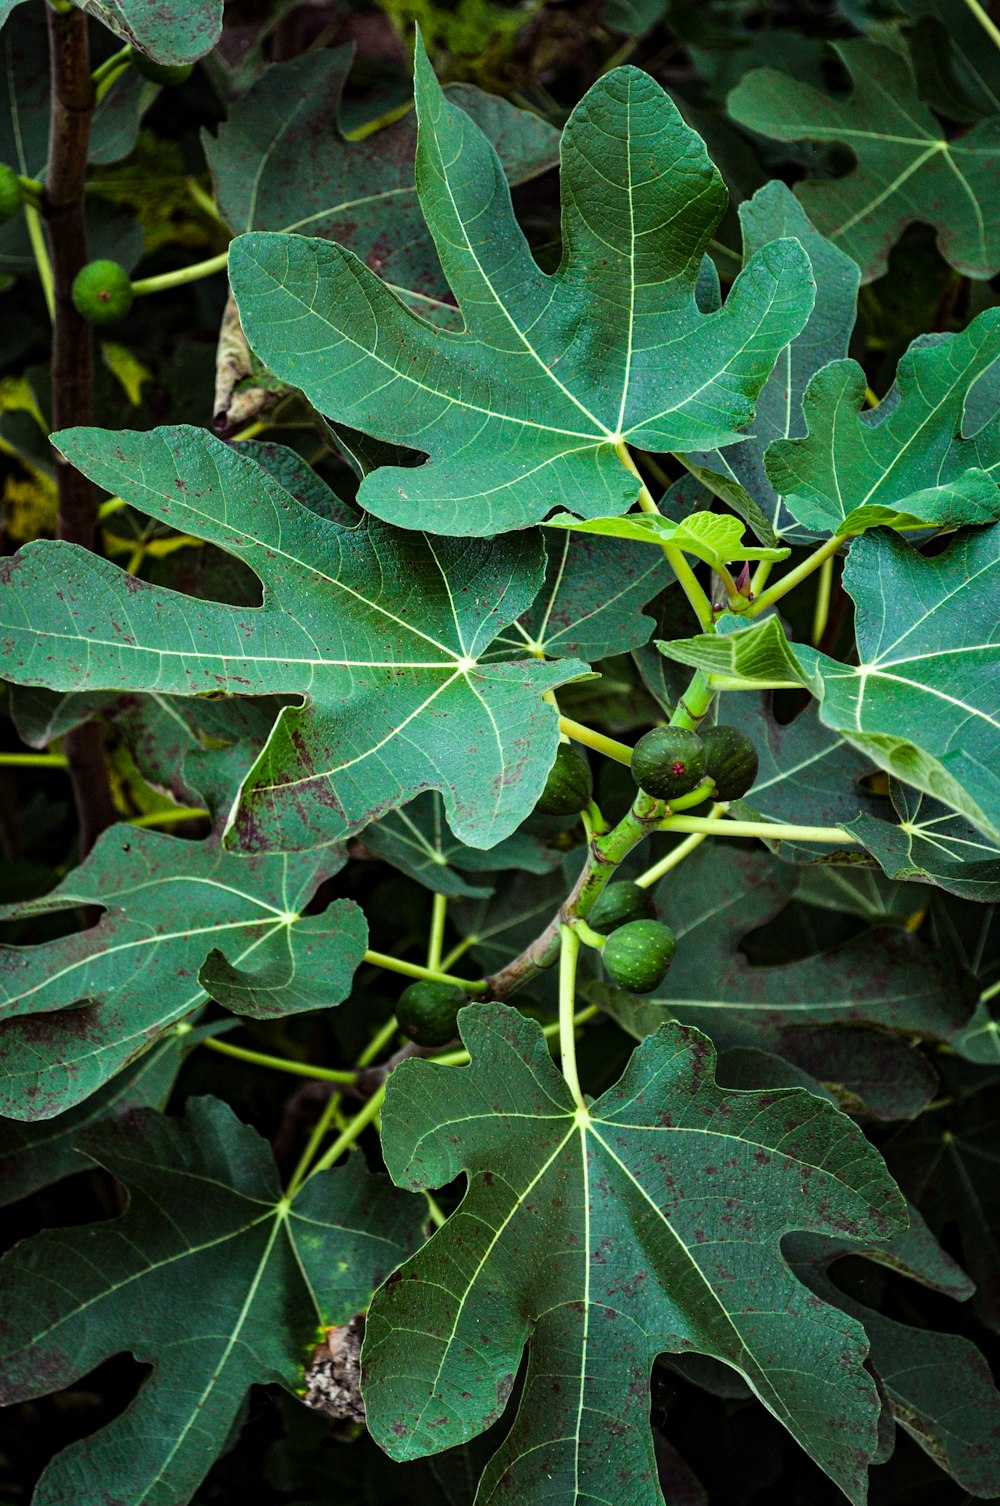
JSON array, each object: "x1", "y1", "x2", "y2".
[
  {"x1": 630, "y1": 723, "x2": 758, "y2": 803},
  {"x1": 589, "y1": 881, "x2": 677, "y2": 994}
]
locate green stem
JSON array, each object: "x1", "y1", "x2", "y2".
[
  {"x1": 129, "y1": 805, "x2": 209, "y2": 828},
  {"x1": 749, "y1": 558, "x2": 774, "y2": 598},
  {"x1": 571, "y1": 917, "x2": 606, "y2": 950},
  {"x1": 202, "y1": 1037, "x2": 358, "y2": 1084},
  {"x1": 634, "y1": 804, "x2": 727, "y2": 888},
  {"x1": 558, "y1": 715, "x2": 633, "y2": 766},
  {"x1": 427, "y1": 891, "x2": 447, "y2": 972},
  {"x1": 185, "y1": 175, "x2": 231, "y2": 233},
  {"x1": 24, "y1": 203, "x2": 55, "y2": 320},
  {"x1": 343, "y1": 99, "x2": 415, "y2": 141},
  {"x1": 748, "y1": 534, "x2": 842, "y2": 618},
  {"x1": 91, "y1": 43, "x2": 130, "y2": 85},
  {"x1": 286, "y1": 1088, "x2": 344, "y2": 1197},
  {"x1": 94, "y1": 59, "x2": 130, "y2": 101},
  {"x1": 227, "y1": 419, "x2": 268, "y2": 444},
  {"x1": 0, "y1": 751, "x2": 68, "y2": 768},
  {"x1": 558, "y1": 925, "x2": 587, "y2": 1111},
  {"x1": 616, "y1": 440, "x2": 714, "y2": 631},
  {"x1": 659, "y1": 814, "x2": 858, "y2": 843},
  {"x1": 635, "y1": 449, "x2": 672, "y2": 488},
  {"x1": 362, "y1": 948, "x2": 486, "y2": 992},
  {"x1": 960, "y1": 0, "x2": 1000, "y2": 52},
  {"x1": 979, "y1": 978, "x2": 1000, "y2": 1005},
  {"x1": 661, "y1": 542, "x2": 715, "y2": 631},
  {"x1": 17, "y1": 174, "x2": 44, "y2": 203},
  {"x1": 130, "y1": 249, "x2": 229, "y2": 297},
  {"x1": 669, "y1": 668, "x2": 715, "y2": 730},
  {"x1": 309, "y1": 1083, "x2": 386, "y2": 1177},
  {"x1": 356, "y1": 1015, "x2": 399, "y2": 1068},
  {"x1": 666, "y1": 777, "x2": 716, "y2": 811},
  {"x1": 439, "y1": 935, "x2": 475, "y2": 973},
  {"x1": 705, "y1": 676, "x2": 803, "y2": 692},
  {"x1": 812, "y1": 555, "x2": 834, "y2": 646},
  {"x1": 424, "y1": 1191, "x2": 447, "y2": 1229},
  {"x1": 584, "y1": 799, "x2": 608, "y2": 836},
  {"x1": 431, "y1": 1007, "x2": 599, "y2": 1068},
  {"x1": 483, "y1": 792, "x2": 663, "y2": 999}
]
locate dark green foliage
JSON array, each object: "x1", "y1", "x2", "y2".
[{"x1": 0, "y1": 4, "x2": 999, "y2": 1505}]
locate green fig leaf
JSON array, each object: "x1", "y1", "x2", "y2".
[
  {"x1": 0, "y1": 427, "x2": 585, "y2": 854},
  {"x1": 360, "y1": 787, "x2": 576, "y2": 900},
  {"x1": 728, "y1": 36, "x2": 1000, "y2": 280},
  {"x1": 659, "y1": 528, "x2": 1000, "y2": 845},
  {"x1": 681, "y1": 182, "x2": 863, "y2": 543},
  {"x1": 204, "y1": 47, "x2": 559, "y2": 311},
  {"x1": 487, "y1": 528, "x2": 672, "y2": 663},
  {"x1": 363, "y1": 1004, "x2": 906, "y2": 1505},
  {"x1": 593, "y1": 845, "x2": 973, "y2": 1051},
  {"x1": 546, "y1": 508, "x2": 790, "y2": 568},
  {"x1": 229, "y1": 46, "x2": 815, "y2": 536},
  {"x1": 790, "y1": 1220, "x2": 1000, "y2": 1496},
  {"x1": 764, "y1": 310, "x2": 1000, "y2": 539},
  {"x1": 0, "y1": 1021, "x2": 218, "y2": 1206},
  {"x1": 0, "y1": 1097, "x2": 423, "y2": 1505},
  {"x1": 846, "y1": 782, "x2": 1000, "y2": 904},
  {"x1": 0, "y1": 824, "x2": 364, "y2": 1119}
]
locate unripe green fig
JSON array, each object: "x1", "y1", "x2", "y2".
[
  {"x1": 132, "y1": 53, "x2": 194, "y2": 85},
  {"x1": 701, "y1": 725, "x2": 759, "y2": 800},
  {"x1": 602, "y1": 919, "x2": 677, "y2": 993},
  {"x1": 588, "y1": 881, "x2": 654, "y2": 935},
  {"x1": 396, "y1": 980, "x2": 466, "y2": 1047},
  {"x1": 72, "y1": 260, "x2": 134, "y2": 324},
  {"x1": 0, "y1": 163, "x2": 22, "y2": 224},
  {"x1": 535, "y1": 741, "x2": 593, "y2": 816},
  {"x1": 630, "y1": 727, "x2": 706, "y2": 802}
]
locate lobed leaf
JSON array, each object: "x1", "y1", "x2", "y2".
[
  {"x1": 204, "y1": 47, "x2": 559, "y2": 310},
  {"x1": 0, "y1": 1023, "x2": 212, "y2": 1207},
  {"x1": 0, "y1": 824, "x2": 364, "y2": 1119},
  {"x1": 728, "y1": 37, "x2": 1000, "y2": 280},
  {"x1": 846, "y1": 782, "x2": 1000, "y2": 904},
  {"x1": 0, "y1": 1097, "x2": 423, "y2": 1506},
  {"x1": 546, "y1": 508, "x2": 790, "y2": 567},
  {"x1": 487, "y1": 527, "x2": 673, "y2": 664},
  {"x1": 595, "y1": 845, "x2": 973, "y2": 1052},
  {"x1": 363, "y1": 1004, "x2": 906, "y2": 1505},
  {"x1": 359, "y1": 791, "x2": 572, "y2": 899},
  {"x1": 789, "y1": 1220, "x2": 1000, "y2": 1496},
  {"x1": 0, "y1": 427, "x2": 584, "y2": 853},
  {"x1": 229, "y1": 44, "x2": 815, "y2": 536},
  {"x1": 680, "y1": 182, "x2": 862, "y2": 543},
  {"x1": 764, "y1": 310, "x2": 1000, "y2": 539},
  {"x1": 660, "y1": 527, "x2": 1000, "y2": 846}
]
